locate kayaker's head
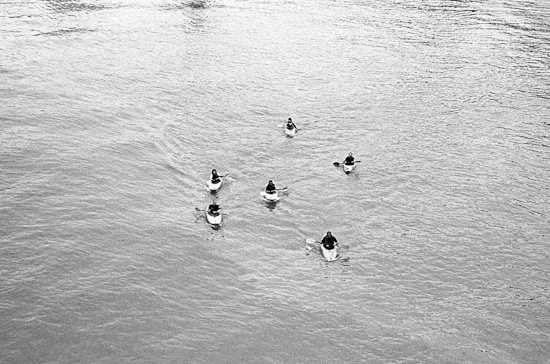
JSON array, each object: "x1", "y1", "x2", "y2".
[
  {"x1": 326, "y1": 231, "x2": 332, "y2": 237},
  {"x1": 348, "y1": 152, "x2": 353, "y2": 157},
  {"x1": 212, "y1": 169, "x2": 217, "y2": 174},
  {"x1": 288, "y1": 118, "x2": 292, "y2": 122}
]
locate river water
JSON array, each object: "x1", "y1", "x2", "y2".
[{"x1": 1, "y1": 0, "x2": 549, "y2": 363}]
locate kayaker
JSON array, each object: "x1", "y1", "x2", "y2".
[
  {"x1": 322, "y1": 231, "x2": 338, "y2": 250},
  {"x1": 208, "y1": 203, "x2": 220, "y2": 214},
  {"x1": 265, "y1": 180, "x2": 277, "y2": 195},
  {"x1": 344, "y1": 152, "x2": 354, "y2": 165},
  {"x1": 210, "y1": 169, "x2": 221, "y2": 184},
  {"x1": 286, "y1": 118, "x2": 297, "y2": 130}
]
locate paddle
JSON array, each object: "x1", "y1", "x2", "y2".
[
  {"x1": 305, "y1": 238, "x2": 318, "y2": 250},
  {"x1": 278, "y1": 123, "x2": 298, "y2": 129},
  {"x1": 333, "y1": 161, "x2": 361, "y2": 167},
  {"x1": 197, "y1": 205, "x2": 221, "y2": 212},
  {"x1": 209, "y1": 173, "x2": 230, "y2": 184},
  {"x1": 262, "y1": 187, "x2": 287, "y2": 193},
  {"x1": 279, "y1": 121, "x2": 298, "y2": 131},
  {"x1": 305, "y1": 238, "x2": 349, "y2": 250},
  {"x1": 260, "y1": 187, "x2": 287, "y2": 199}
]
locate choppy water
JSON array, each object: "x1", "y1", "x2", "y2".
[{"x1": 1, "y1": 0, "x2": 549, "y2": 363}]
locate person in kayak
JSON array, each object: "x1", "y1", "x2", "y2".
[
  {"x1": 207, "y1": 203, "x2": 220, "y2": 215},
  {"x1": 322, "y1": 231, "x2": 338, "y2": 250},
  {"x1": 210, "y1": 169, "x2": 221, "y2": 184},
  {"x1": 286, "y1": 118, "x2": 297, "y2": 130},
  {"x1": 344, "y1": 152, "x2": 354, "y2": 165},
  {"x1": 265, "y1": 180, "x2": 277, "y2": 195}
]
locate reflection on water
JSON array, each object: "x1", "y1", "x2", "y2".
[
  {"x1": 43, "y1": 0, "x2": 108, "y2": 13},
  {"x1": 262, "y1": 199, "x2": 278, "y2": 212},
  {"x1": 185, "y1": 0, "x2": 208, "y2": 10},
  {"x1": 36, "y1": 27, "x2": 94, "y2": 36}
]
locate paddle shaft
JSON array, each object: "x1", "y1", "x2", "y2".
[
  {"x1": 309, "y1": 239, "x2": 348, "y2": 250},
  {"x1": 334, "y1": 161, "x2": 361, "y2": 166}
]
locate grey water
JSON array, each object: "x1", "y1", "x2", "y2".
[{"x1": 1, "y1": 0, "x2": 549, "y2": 363}]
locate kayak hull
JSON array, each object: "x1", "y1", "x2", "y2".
[
  {"x1": 321, "y1": 244, "x2": 340, "y2": 261},
  {"x1": 343, "y1": 163, "x2": 355, "y2": 174},
  {"x1": 285, "y1": 127, "x2": 297, "y2": 137},
  {"x1": 260, "y1": 190, "x2": 280, "y2": 202},
  {"x1": 206, "y1": 179, "x2": 223, "y2": 192}
]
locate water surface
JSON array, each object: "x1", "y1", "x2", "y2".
[{"x1": 1, "y1": 0, "x2": 549, "y2": 363}]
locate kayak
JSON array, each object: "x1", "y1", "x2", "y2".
[
  {"x1": 205, "y1": 175, "x2": 228, "y2": 192},
  {"x1": 205, "y1": 208, "x2": 222, "y2": 225},
  {"x1": 285, "y1": 127, "x2": 297, "y2": 137},
  {"x1": 260, "y1": 190, "x2": 280, "y2": 202},
  {"x1": 306, "y1": 237, "x2": 342, "y2": 262},
  {"x1": 343, "y1": 163, "x2": 356, "y2": 174}
]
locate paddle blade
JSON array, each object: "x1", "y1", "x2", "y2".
[
  {"x1": 333, "y1": 162, "x2": 341, "y2": 166},
  {"x1": 305, "y1": 238, "x2": 319, "y2": 250}
]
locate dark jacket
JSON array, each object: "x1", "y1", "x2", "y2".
[
  {"x1": 265, "y1": 181, "x2": 276, "y2": 194},
  {"x1": 322, "y1": 234, "x2": 338, "y2": 250},
  {"x1": 211, "y1": 171, "x2": 221, "y2": 184}
]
